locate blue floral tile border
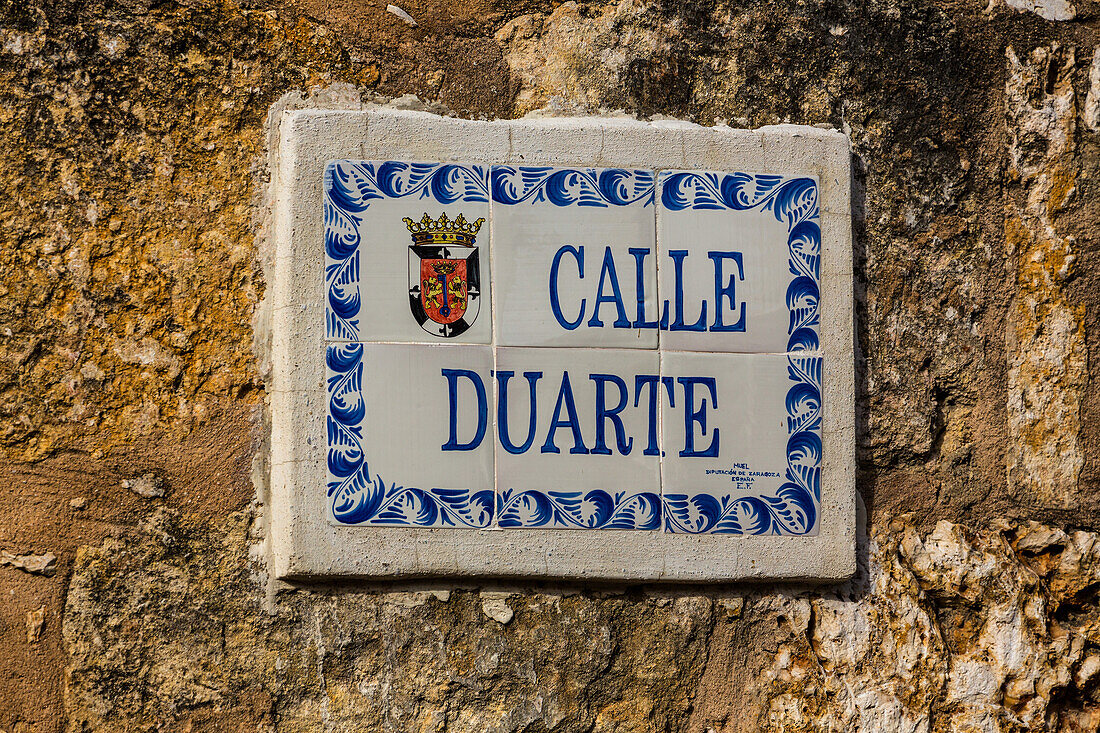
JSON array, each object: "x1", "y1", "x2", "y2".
[
  {"x1": 324, "y1": 161, "x2": 491, "y2": 341},
  {"x1": 326, "y1": 342, "x2": 495, "y2": 528},
  {"x1": 490, "y1": 166, "x2": 655, "y2": 208},
  {"x1": 658, "y1": 171, "x2": 821, "y2": 352},
  {"x1": 322, "y1": 162, "x2": 822, "y2": 536},
  {"x1": 663, "y1": 355, "x2": 821, "y2": 535},
  {"x1": 497, "y1": 489, "x2": 662, "y2": 530}
]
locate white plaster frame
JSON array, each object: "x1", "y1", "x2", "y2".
[{"x1": 267, "y1": 106, "x2": 855, "y2": 582}]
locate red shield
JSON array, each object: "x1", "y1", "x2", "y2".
[
  {"x1": 409, "y1": 244, "x2": 480, "y2": 338},
  {"x1": 419, "y1": 258, "x2": 468, "y2": 325}
]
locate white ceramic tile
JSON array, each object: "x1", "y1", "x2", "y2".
[
  {"x1": 656, "y1": 170, "x2": 821, "y2": 353},
  {"x1": 495, "y1": 347, "x2": 661, "y2": 529},
  {"x1": 660, "y1": 351, "x2": 821, "y2": 536},
  {"x1": 324, "y1": 160, "x2": 492, "y2": 343},
  {"x1": 490, "y1": 165, "x2": 659, "y2": 348},
  {"x1": 325, "y1": 342, "x2": 495, "y2": 528}
]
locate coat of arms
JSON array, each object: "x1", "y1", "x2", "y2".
[{"x1": 405, "y1": 212, "x2": 484, "y2": 338}]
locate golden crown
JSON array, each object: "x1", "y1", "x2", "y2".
[{"x1": 403, "y1": 212, "x2": 484, "y2": 246}]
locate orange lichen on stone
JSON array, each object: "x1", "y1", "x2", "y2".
[
  {"x1": 0, "y1": 3, "x2": 383, "y2": 462},
  {"x1": 1004, "y1": 44, "x2": 1085, "y2": 509}
]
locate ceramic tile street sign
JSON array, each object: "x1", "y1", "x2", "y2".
[{"x1": 268, "y1": 107, "x2": 855, "y2": 581}]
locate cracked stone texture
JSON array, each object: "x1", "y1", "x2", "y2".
[
  {"x1": 58, "y1": 508, "x2": 1100, "y2": 732},
  {"x1": 1005, "y1": 43, "x2": 1087, "y2": 511},
  {"x1": 0, "y1": 0, "x2": 1099, "y2": 730}
]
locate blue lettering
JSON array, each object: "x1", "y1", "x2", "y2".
[
  {"x1": 634, "y1": 374, "x2": 676, "y2": 456},
  {"x1": 708, "y1": 251, "x2": 746, "y2": 332},
  {"x1": 550, "y1": 245, "x2": 585, "y2": 330},
  {"x1": 444, "y1": 365, "x2": 723, "y2": 460},
  {"x1": 496, "y1": 370, "x2": 542, "y2": 454},
  {"x1": 541, "y1": 372, "x2": 590, "y2": 454},
  {"x1": 441, "y1": 368, "x2": 488, "y2": 451},
  {"x1": 628, "y1": 247, "x2": 658, "y2": 329},
  {"x1": 678, "y1": 376, "x2": 719, "y2": 457},
  {"x1": 587, "y1": 247, "x2": 631, "y2": 329},
  {"x1": 591, "y1": 374, "x2": 632, "y2": 455},
  {"x1": 662, "y1": 249, "x2": 707, "y2": 331}
]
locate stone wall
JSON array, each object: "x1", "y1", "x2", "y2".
[{"x1": 1, "y1": 0, "x2": 1099, "y2": 730}]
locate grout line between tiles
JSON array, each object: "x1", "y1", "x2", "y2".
[{"x1": 658, "y1": 348, "x2": 668, "y2": 534}]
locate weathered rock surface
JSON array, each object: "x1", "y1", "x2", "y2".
[
  {"x1": 1004, "y1": 43, "x2": 1086, "y2": 511},
  {"x1": 1003, "y1": 0, "x2": 1077, "y2": 23},
  {"x1": 1, "y1": 550, "x2": 57, "y2": 576},
  {"x1": 59, "y1": 506, "x2": 1100, "y2": 732},
  {"x1": 1, "y1": 0, "x2": 1098, "y2": 730}
]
